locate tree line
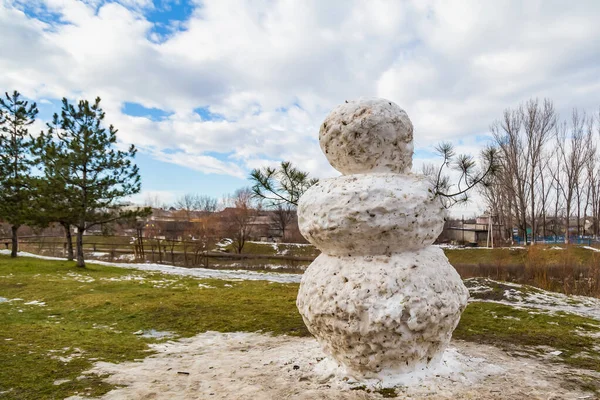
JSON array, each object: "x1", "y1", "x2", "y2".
[
  {"x1": 154, "y1": 166, "x2": 317, "y2": 254},
  {"x1": 0, "y1": 91, "x2": 148, "y2": 267},
  {"x1": 479, "y1": 98, "x2": 600, "y2": 243}
]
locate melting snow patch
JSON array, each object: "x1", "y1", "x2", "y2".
[
  {"x1": 466, "y1": 278, "x2": 600, "y2": 321},
  {"x1": 49, "y1": 347, "x2": 85, "y2": 363},
  {"x1": 89, "y1": 252, "x2": 109, "y2": 257},
  {"x1": 133, "y1": 329, "x2": 175, "y2": 339},
  {"x1": 198, "y1": 284, "x2": 215, "y2": 289},
  {"x1": 24, "y1": 300, "x2": 46, "y2": 306},
  {"x1": 101, "y1": 275, "x2": 146, "y2": 282},
  {"x1": 66, "y1": 272, "x2": 96, "y2": 283},
  {"x1": 68, "y1": 332, "x2": 597, "y2": 400},
  {"x1": 215, "y1": 238, "x2": 233, "y2": 248},
  {"x1": 0, "y1": 250, "x2": 302, "y2": 283},
  {"x1": 582, "y1": 246, "x2": 600, "y2": 252}
]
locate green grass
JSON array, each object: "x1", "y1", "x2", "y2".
[
  {"x1": 454, "y1": 302, "x2": 600, "y2": 372},
  {"x1": 1, "y1": 255, "x2": 600, "y2": 399},
  {"x1": 0, "y1": 256, "x2": 307, "y2": 399},
  {"x1": 444, "y1": 247, "x2": 527, "y2": 265},
  {"x1": 444, "y1": 245, "x2": 600, "y2": 266}
]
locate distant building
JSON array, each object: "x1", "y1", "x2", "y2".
[{"x1": 440, "y1": 215, "x2": 504, "y2": 246}]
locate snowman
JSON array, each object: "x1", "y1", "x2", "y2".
[{"x1": 296, "y1": 98, "x2": 469, "y2": 379}]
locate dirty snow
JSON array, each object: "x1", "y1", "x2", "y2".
[
  {"x1": 215, "y1": 238, "x2": 233, "y2": 248},
  {"x1": 465, "y1": 278, "x2": 600, "y2": 321},
  {"x1": 49, "y1": 347, "x2": 85, "y2": 363},
  {"x1": 0, "y1": 250, "x2": 302, "y2": 284},
  {"x1": 215, "y1": 261, "x2": 306, "y2": 271},
  {"x1": 582, "y1": 245, "x2": 600, "y2": 252},
  {"x1": 133, "y1": 329, "x2": 175, "y2": 339},
  {"x1": 23, "y1": 300, "x2": 46, "y2": 306},
  {"x1": 67, "y1": 332, "x2": 598, "y2": 400},
  {"x1": 89, "y1": 252, "x2": 110, "y2": 257},
  {"x1": 66, "y1": 272, "x2": 96, "y2": 283},
  {"x1": 197, "y1": 283, "x2": 215, "y2": 289}
]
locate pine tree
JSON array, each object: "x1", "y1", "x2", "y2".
[
  {"x1": 29, "y1": 154, "x2": 78, "y2": 260},
  {"x1": 39, "y1": 97, "x2": 149, "y2": 267},
  {"x1": 0, "y1": 91, "x2": 38, "y2": 257}
]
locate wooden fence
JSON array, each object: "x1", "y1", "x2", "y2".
[{"x1": 1, "y1": 235, "x2": 315, "y2": 270}]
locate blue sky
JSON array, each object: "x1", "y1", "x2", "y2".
[
  {"x1": 3, "y1": 0, "x2": 600, "y2": 213},
  {"x1": 36, "y1": 95, "x2": 248, "y2": 204}
]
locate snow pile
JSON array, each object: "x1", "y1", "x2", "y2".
[{"x1": 66, "y1": 331, "x2": 596, "y2": 400}]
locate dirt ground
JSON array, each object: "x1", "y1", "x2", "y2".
[{"x1": 66, "y1": 332, "x2": 599, "y2": 400}]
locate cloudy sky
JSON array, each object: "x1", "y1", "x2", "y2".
[{"x1": 2, "y1": 0, "x2": 600, "y2": 215}]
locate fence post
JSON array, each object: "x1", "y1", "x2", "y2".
[{"x1": 183, "y1": 242, "x2": 188, "y2": 267}]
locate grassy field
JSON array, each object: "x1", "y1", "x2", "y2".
[
  {"x1": 443, "y1": 245, "x2": 599, "y2": 266},
  {"x1": 446, "y1": 245, "x2": 600, "y2": 297},
  {"x1": 0, "y1": 256, "x2": 305, "y2": 399},
  {"x1": 1, "y1": 255, "x2": 600, "y2": 399}
]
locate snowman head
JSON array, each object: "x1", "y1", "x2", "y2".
[{"x1": 319, "y1": 98, "x2": 414, "y2": 175}]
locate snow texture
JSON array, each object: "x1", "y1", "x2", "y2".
[
  {"x1": 68, "y1": 331, "x2": 599, "y2": 400},
  {"x1": 465, "y1": 278, "x2": 600, "y2": 322},
  {"x1": 298, "y1": 173, "x2": 445, "y2": 255},
  {"x1": 319, "y1": 98, "x2": 414, "y2": 175},
  {"x1": 297, "y1": 248, "x2": 468, "y2": 377},
  {"x1": 297, "y1": 98, "x2": 469, "y2": 379}
]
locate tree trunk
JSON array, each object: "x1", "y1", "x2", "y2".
[
  {"x1": 76, "y1": 228, "x2": 85, "y2": 267},
  {"x1": 530, "y1": 172, "x2": 536, "y2": 245},
  {"x1": 62, "y1": 223, "x2": 74, "y2": 261},
  {"x1": 565, "y1": 203, "x2": 571, "y2": 245},
  {"x1": 10, "y1": 225, "x2": 19, "y2": 258}
]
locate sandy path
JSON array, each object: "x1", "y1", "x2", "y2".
[{"x1": 67, "y1": 332, "x2": 598, "y2": 400}]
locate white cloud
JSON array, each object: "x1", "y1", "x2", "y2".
[{"x1": 2, "y1": 0, "x2": 600, "y2": 216}]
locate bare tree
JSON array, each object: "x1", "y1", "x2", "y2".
[
  {"x1": 522, "y1": 99, "x2": 556, "y2": 243},
  {"x1": 492, "y1": 107, "x2": 529, "y2": 241},
  {"x1": 555, "y1": 110, "x2": 594, "y2": 244},
  {"x1": 196, "y1": 195, "x2": 218, "y2": 212},
  {"x1": 222, "y1": 188, "x2": 258, "y2": 253},
  {"x1": 269, "y1": 203, "x2": 295, "y2": 241},
  {"x1": 175, "y1": 193, "x2": 219, "y2": 220},
  {"x1": 586, "y1": 152, "x2": 599, "y2": 237},
  {"x1": 175, "y1": 193, "x2": 197, "y2": 220},
  {"x1": 548, "y1": 150, "x2": 565, "y2": 237},
  {"x1": 144, "y1": 193, "x2": 167, "y2": 209},
  {"x1": 537, "y1": 152, "x2": 554, "y2": 239}
]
